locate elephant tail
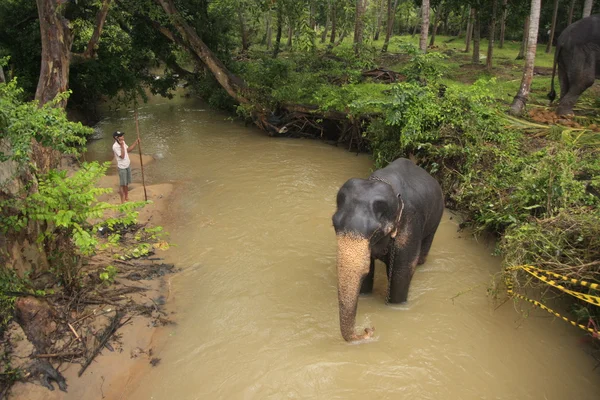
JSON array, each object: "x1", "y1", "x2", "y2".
[{"x1": 548, "y1": 45, "x2": 561, "y2": 103}]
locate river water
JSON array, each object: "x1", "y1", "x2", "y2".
[{"x1": 87, "y1": 92, "x2": 600, "y2": 399}]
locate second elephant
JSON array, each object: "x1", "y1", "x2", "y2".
[{"x1": 548, "y1": 14, "x2": 600, "y2": 116}]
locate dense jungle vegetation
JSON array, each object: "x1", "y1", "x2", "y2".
[{"x1": 1, "y1": 1, "x2": 600, "y2": 383}]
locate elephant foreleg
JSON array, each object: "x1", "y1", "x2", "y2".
[
  {"x1": 557, "y1": 55, "x2": 595, "y2": 115},
  {"x1": 387, "y1": 243, "x2": 421, "y2": 304},
  {"x1": 360, "y1": 258, "x2": 376, "y2": 294},
  {"x1": 418, "y1": 232, "x2": 436, "y2": 265}
]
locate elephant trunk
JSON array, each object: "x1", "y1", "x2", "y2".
[{"x1": 336, "y1": 233, "x2": 374, "y2": 342}]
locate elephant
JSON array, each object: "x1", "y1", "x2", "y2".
[
  {"x1": 332, "y1": 158, "x2": 444, "y2": 342},
  {"x1": 548, "y1": 14, "x2": 600, "y2": 116}
]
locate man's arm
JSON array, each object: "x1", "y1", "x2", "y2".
[{"x1": 127, "y1": 138, "x2": 140, "y2": 152}]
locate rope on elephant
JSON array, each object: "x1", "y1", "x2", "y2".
[{"x1": 504, "y1": 265, "x2": 600, "y2": 337}]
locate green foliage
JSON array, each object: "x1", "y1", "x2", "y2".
[
  {"x1": 1, "y1": 161, "x2": 147, "y2": 292},
  {"x1": 0, "y1": 269, "x2": 25, "y2": 331},
  {"x1": 395, "y1": 41, "x2": 448, "y2": 85},
  {"x1": 99, "y1": 265, "x2": 118, "y2": 284},
  {"x1": 0, "y1": 81, "x2": 92, "y2": 165}
]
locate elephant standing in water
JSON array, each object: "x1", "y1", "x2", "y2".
[
  {"x1": 332, "y1": 158, "x2": 444, "y2": 342},
  {"x1": 548, "y1": 14, "x2": 600, "y2": 116}
]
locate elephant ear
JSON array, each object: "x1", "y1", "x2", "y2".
[{"x1": 372, "y1": 198, "x2": 396, "y2": 223}]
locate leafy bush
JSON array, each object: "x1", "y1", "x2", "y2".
[
  {"x1": 0, "y1": 81, "x2": 91, "y2": 165},
  {"x1": 1, "y1": 162, "x2": 146, "y2": 292},
  {"x1": 396, "y1": 42, "x2": 448, "y2": 85}
]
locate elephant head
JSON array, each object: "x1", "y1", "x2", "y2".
[{"x1": 332, "y1": 178, "x2": 402, "y2": 342}]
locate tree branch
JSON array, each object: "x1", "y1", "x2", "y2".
[{"x1": 72, "y1": 0, "x2": 112, "y2": 62}]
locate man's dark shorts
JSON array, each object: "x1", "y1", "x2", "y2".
[{"x1": 118, "y1": 167, "x2": 132, "y2": 186}]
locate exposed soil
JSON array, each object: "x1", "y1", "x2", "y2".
[{"x1": 1, "y1": 156, "x2": 180, "y2": 400}]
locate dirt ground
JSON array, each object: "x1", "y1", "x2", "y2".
[{"x1": 4, "y1": 155, "x2": 179, "y2": 400}]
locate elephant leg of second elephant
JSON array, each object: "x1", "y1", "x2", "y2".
[
  {"x1": 387, "y1": 243, "x2": 421, "y2": 304},
  {"x1": 558, "y1": 54, "x2": 595, "y2": 115},
  {"x1": 360, "y1": 259, "x2": 375, "y2": 294}
]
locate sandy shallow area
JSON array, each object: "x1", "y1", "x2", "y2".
[{"x1": 8, "y1": 155, "x2": 178, "y2": 400}]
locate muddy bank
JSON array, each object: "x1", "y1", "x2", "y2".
[{"x1": 4, "y1": 155, "x2": 179, "y2": 400}]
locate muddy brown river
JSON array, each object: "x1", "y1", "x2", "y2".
[{"x1": 87, "y1": 93, "x2": 600, "y2": 399}]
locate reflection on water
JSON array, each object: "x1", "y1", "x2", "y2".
[{"x1": 87, "y1": 93, "x2": 600, "y2": 400}]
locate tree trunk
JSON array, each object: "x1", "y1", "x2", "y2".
[
  {"x1": 354, "y1": 0, "x2": 368, "y2": 56},
  {"x1": 487, "y1": 0, "x2": 498, "y2": 71},
  {"x1": 499, "y1": 0, "x2": 508, "y2": 48},
  {"x1": 546, "y1": 0, "x2": 559, "y2": 53},
  {"x1": 583, "y1": 0, "x2": 593, "y2": 18},
  {"x1": 516, "y1": 15, "x2": 529, "y2": 59},
  {"x1": 0, "y1": 65, "x2": 5, "y2": 83},
  {"x1": 472, "y1": 8, "x2": 480, "y2": 64},
  {"x1": 238, "y1": 9, "x2": 249, "y2": 53},
  {"x1": 156, "y1": 0, "x2": 248, "y2": 104},
  {"x1": 330, "y1": 3, "x2": 337, "y2": 43},
  {"x1": 509, "y1": 0, "x2": 542, "y2": 116},
  {"x1": 35, "y1": 0, "x2": 74, "y2": 108},
  {"x1": 429, "y1": 3, "x2": 443, "y2": 47},
  {"x1": 412, "y1": 8, "x2": 421, "y2": 36},
  {"x1": 382, "y1": 0, "x2": 398, "y2": 52},
  {"x1": 568, "y1": 0, "x2": 575, "y2": 25},
  {"x1": 266, "y1": 11, "x2": 272, "y2": 50},
  {"x1": 465, "y1": 7, "x2": 474, "y2": 52},
  {"x1": 273, "y1": 3, "x2": 283, "y2": 57},
  {"x1": 374, "y1": 0, "x2": 383, "y2": 40},
  {"x1": 419, "y1": 0, "x2": 430, "y2": 53},
  {"x1": 287, "y1": 25, "x2": 293, "y2": 48},
  {"x1": 457, "y1": 6, "x2": 467, "y2": 37},
  {"x1": 322, "y1": 1, "x2": 331, "y2": 43}
]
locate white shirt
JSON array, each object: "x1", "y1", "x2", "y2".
[{"x1": 112, "y1": 141, "x2": 131, "y2": 169}]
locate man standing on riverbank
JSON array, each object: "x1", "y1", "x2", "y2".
[{"x1": 112, "y1": 130, "x2": 139, "y2": 203}]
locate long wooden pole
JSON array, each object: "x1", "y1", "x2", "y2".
[{"x1": 134, "y1": 106, "x2": 148, "y2": 201}]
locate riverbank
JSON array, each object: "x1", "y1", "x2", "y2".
[{"x1": 4, "y1": 154, "x2": 180, "y2": 399}]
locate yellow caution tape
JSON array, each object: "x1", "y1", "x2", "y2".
[{"x1": 505, "y1": 265, "x2": 600, "y2": 337}]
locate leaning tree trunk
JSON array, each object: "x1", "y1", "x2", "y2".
[
  {"x1": 472, "y1": 8, "x2": 480, "y2": 64},
  {"x1": 499, "y1": 0, "x2": 508, "y2": 48},
  {"x1": 487, "y1": 0, "x2": 498, "y2": 71},
  {"x1": 157, "y1": 0, "x2": 248, "y2": 104},
  {"x1": 583, "y1": 0, "x2": 593, "y2": 18},
  {"x1": 546, "y1": 0, "x2": 559, "y2": 53},
  {"x1": 382, "y1": 0, "x2": 398, "y2": 52},
  {"x1": 568, "y1": 0, "x2": 575, "y2": 25},
  {"x1": 516, "y1": 15, "x2": 529, "y2": 60},
  {"x1": 465, "y1": 7, "x2": 474, "y2": 52},
  {"x1": 509, "y1": 0, "x2": 542, "y2": 116},
  {"x1": 419, "y1": 0, "x2": 430, "y2": 52}
]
